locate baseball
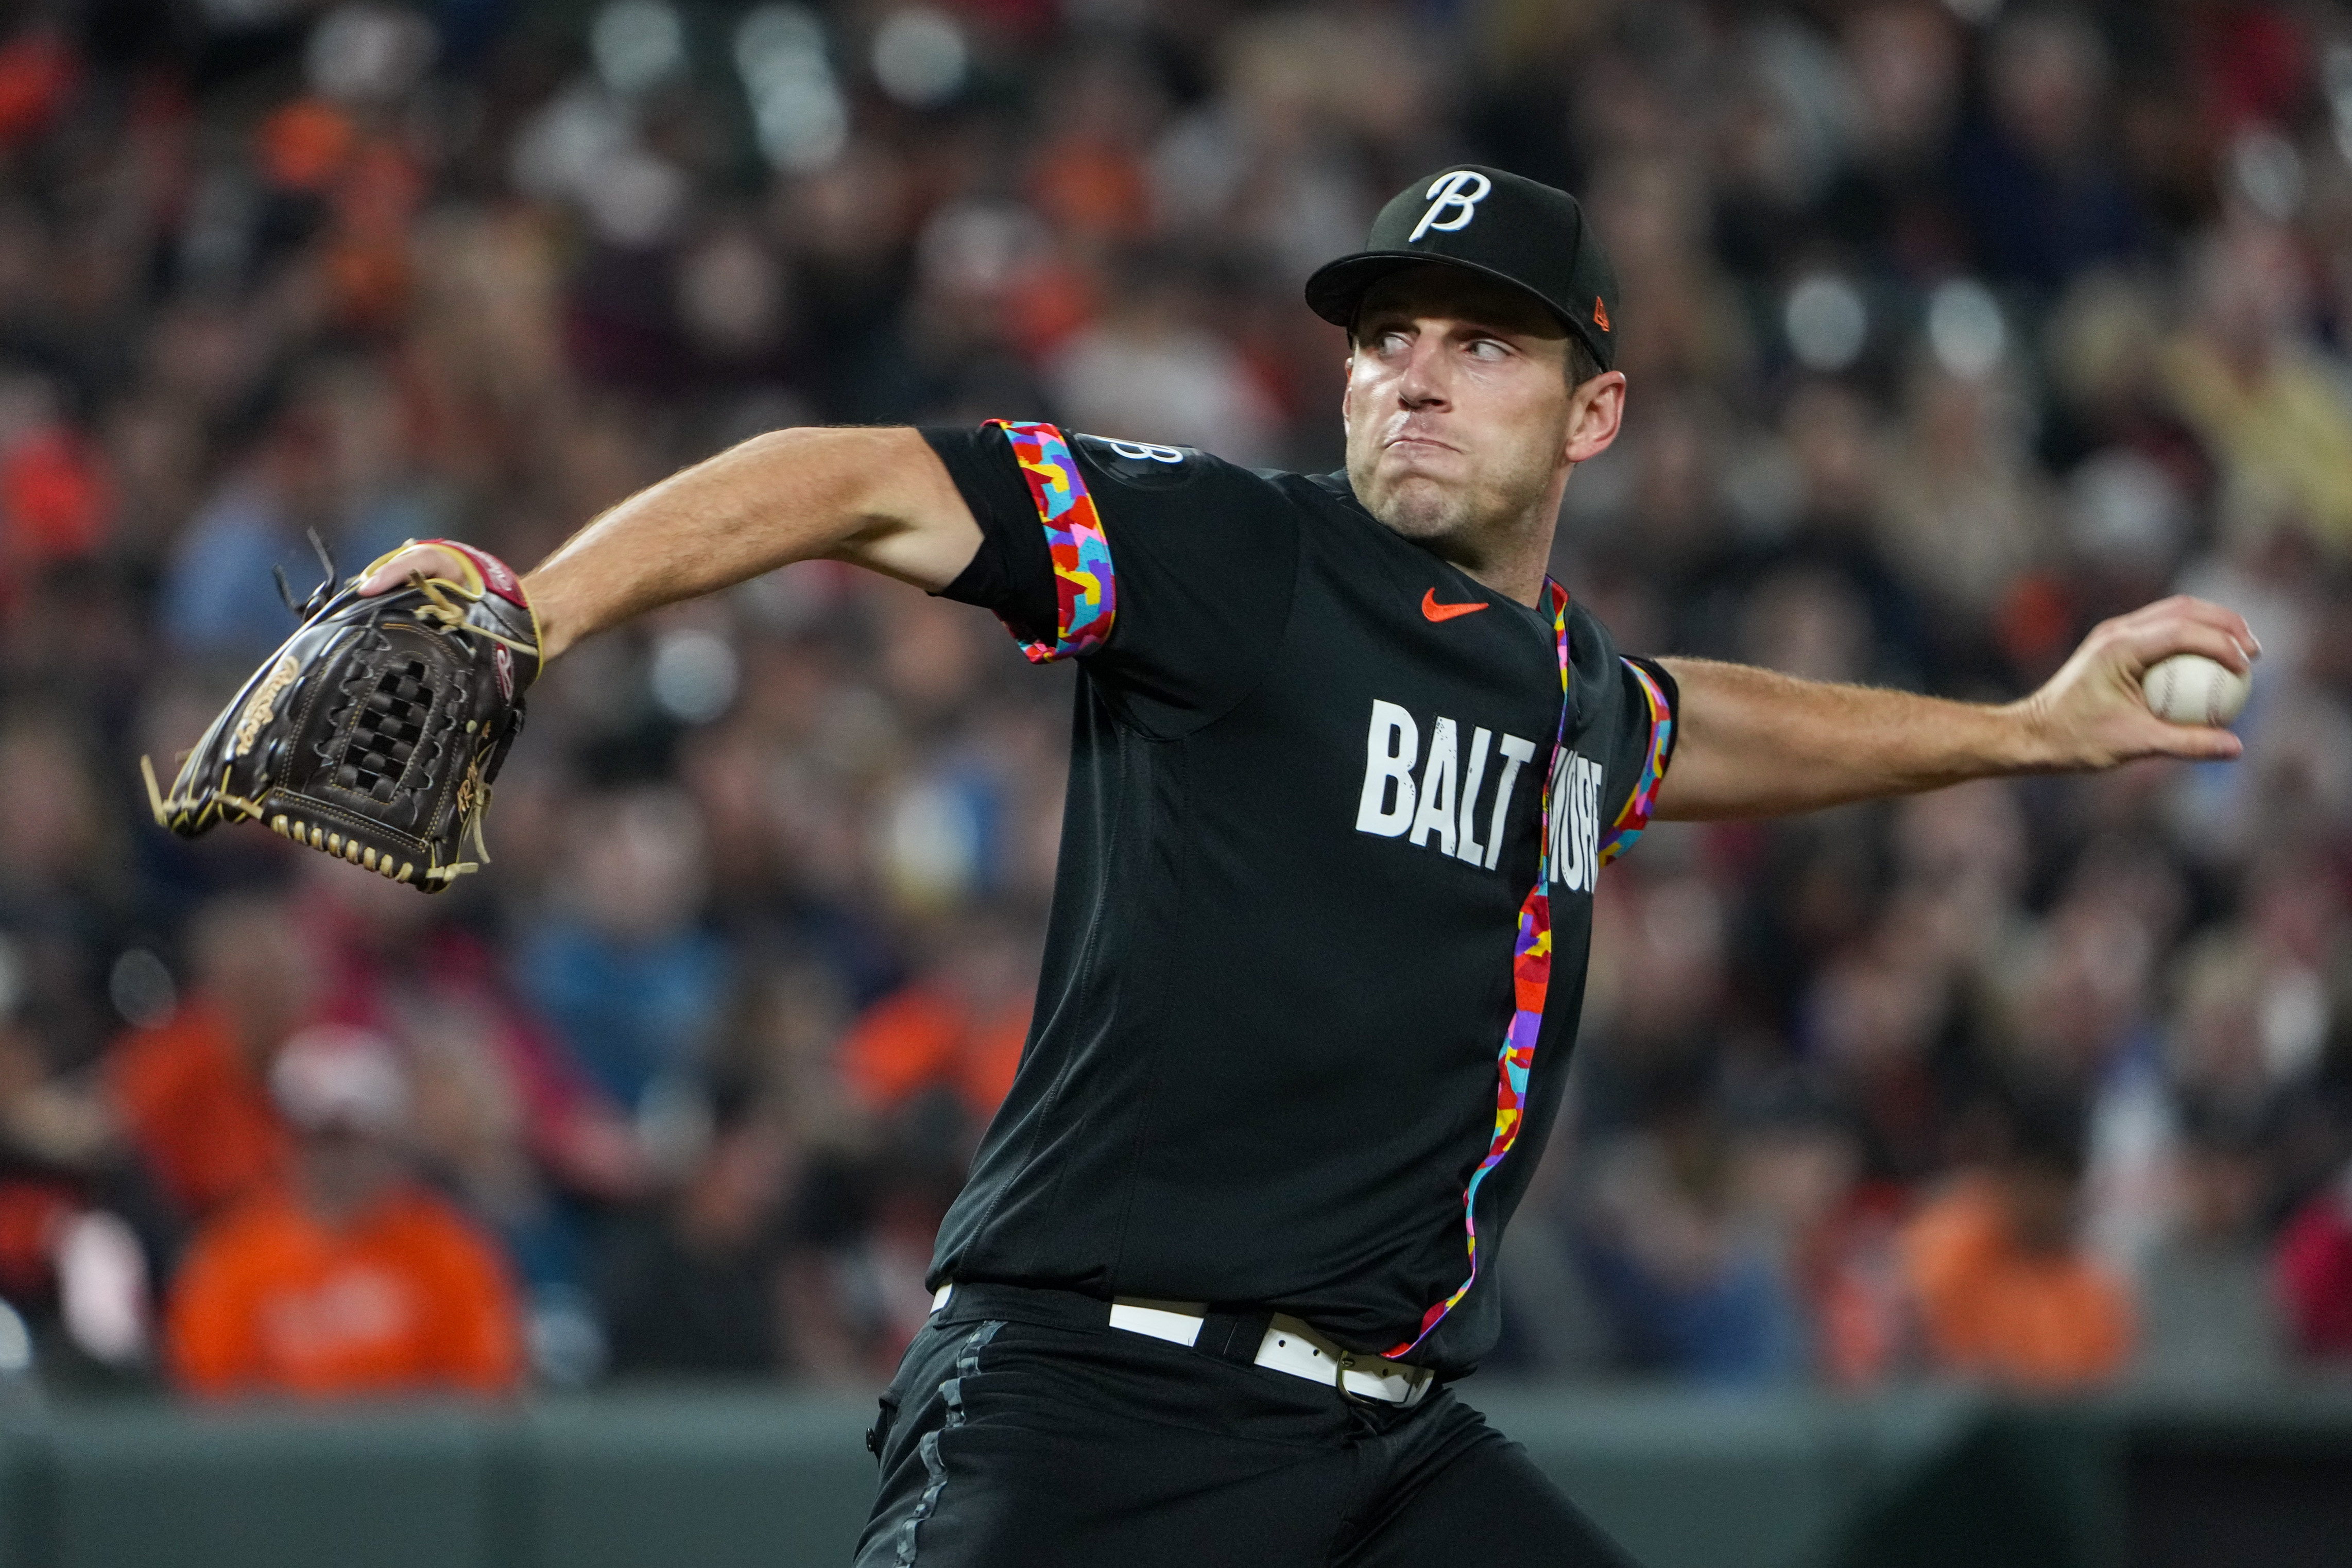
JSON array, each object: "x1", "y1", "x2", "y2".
[{"x1": 2142, "y1": 652, "x2": 2251, "y2": 728}]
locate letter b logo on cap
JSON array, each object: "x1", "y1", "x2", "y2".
[{"x1": 1409, "y1": 170, "x2": 1491, "y2": 243}]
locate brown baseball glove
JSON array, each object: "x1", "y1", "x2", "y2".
[{"x1": 143, "y1": 538, "x2": 540, "y2": 892}]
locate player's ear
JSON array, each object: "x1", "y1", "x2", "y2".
[{"x1": 1564, "y1": 371, "x2": 1626, "y2": 465}]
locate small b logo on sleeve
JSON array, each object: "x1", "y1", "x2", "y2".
[
  {"x1": 1409, "y1": 171, "x2": 1492, "y2": 243},
  {"x1": 1076, "y1": 433, "x2": 1196, "y2": 488},
  {"x1": 1104, "y1": 440, "x2": 1184, "y2": 464}
]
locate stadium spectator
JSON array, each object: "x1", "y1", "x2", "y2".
[
  {"x1": 0, "y1": 711, "x2": 136, "y2": 1079},
  {"x1": 1951, "y1": 8, "x2": 2147, "y2": 288},
  {"x1": 166, "y1": 1026, "x2": 522, "y2": 1399},
  {"x1": 160, "y1": 391, "x2": 352, "y2": 660},
  {"x1": 517, "y1": 788, "x2": 729, "y2": 1118},
  {"x1": 836, "y1": 917, "x2": 1034, "y2": 1147},
  {"x1": 2277, "y1": 1162, "x2": 2352, "y2": 1360},
  {"x1": 597, "y1": 1085, "x2": 798, "y2": 1377},
  {"x1": 2131, "y1": 1103, "x2": 2288, "y2": 1385},
  {"x1": 1575, "y1": 1124, "x2": 1808, "y2": 1386},
  {"x1": 107, "y1": 896, "x2": 311, "y2": 1227},
  {"x1": 303, "y1": 863, "x2": 647, "y2": 1300},
  {"x1": 2162, "y1": 223, "x2": 2352, "y2": 558},
  {"x1": 1900, "y1": 1102, "x2": 2135, "y2": 1388}
]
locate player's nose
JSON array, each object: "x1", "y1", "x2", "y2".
[{"x1": 1394, "y1": 338, "x2": 1450, "y2": 407}]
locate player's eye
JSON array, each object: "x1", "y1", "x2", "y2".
[{"x1": 1465, "y1": 338, "x2": 1508, "y2": 361}]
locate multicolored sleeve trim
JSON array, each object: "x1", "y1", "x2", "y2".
[
  {"x1": 986, "y1": 420, "x2": 1114, "y2": 663},
  {"x1": 1596, "y1": 657, "x2": 1675, "y2": 867}
]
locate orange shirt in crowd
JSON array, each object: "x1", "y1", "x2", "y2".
[
  {"x1": 838, "y1": 986, "x2": 1027, "y2": 1124},
  {"x1": 1900, "y1": 1175, "x2": 2133, "y2": 1389},
  {"x1": 108, "y1": 1001, "x2": 292, "y2": 1218},
  {"x1": 166, "y1": 1184, "x2": 523, "y2": 1399}
]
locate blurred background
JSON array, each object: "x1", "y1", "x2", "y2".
[{"x1": 0, "y1": 0, "x2": 2349, "y2": 1560}]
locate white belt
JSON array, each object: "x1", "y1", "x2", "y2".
[{"x1": 929, "y1": 1284, "x2": 1434, "y2": 1407}]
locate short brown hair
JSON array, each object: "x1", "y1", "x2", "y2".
[{"x1": 1565, "y1": 333, "x2": 1603, "y2": 389}]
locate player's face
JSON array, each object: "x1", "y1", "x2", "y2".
[{"x1": 1342, "y1": 267, "x2": 1617, "y2": 565}]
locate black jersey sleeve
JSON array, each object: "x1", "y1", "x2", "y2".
[
  {"x1": 923, "y1": 422, "x2": 1301, "y2": 737},
  {"x1": 927, "y1": 422, "x2": 1059, "y2": 646},
  {"x1": 1564, "y1": 602, "x2": 1679, "y2": 868}
]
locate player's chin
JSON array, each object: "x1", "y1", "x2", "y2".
[{"x1": 1367, "y1": 484, "x2": 1464, "y2": 540}]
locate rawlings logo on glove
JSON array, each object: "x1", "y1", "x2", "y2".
[{"x1": 143, "y1": 537, "x2": 541, "y2": 892}]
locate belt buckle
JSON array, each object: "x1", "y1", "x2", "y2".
[
  {"x1": 1333, "y1": 1348, "x2": 1417, "y2": 1407},
  {"x1": 1333, "y1": 1350, "x2": 1375, "y2": 1407}
]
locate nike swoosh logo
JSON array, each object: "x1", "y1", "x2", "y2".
[{"x1": 1421, "y1": 588, "x2": 1489, "y2": 622}]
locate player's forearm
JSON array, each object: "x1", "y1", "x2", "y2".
[
  {"x1": 521, "y1": 426, "x2": 981, "y2": 661},
  {"x1": 1651, "y1": 657, "x2": 2050, "y2": 820}
]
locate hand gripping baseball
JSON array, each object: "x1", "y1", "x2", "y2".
[
  {"x1": 2018, "y1": 595, "x2": 2257, "y2": 769},
  {"x1": 142, "y1": 537, "x2": 541, "y2": 892}
]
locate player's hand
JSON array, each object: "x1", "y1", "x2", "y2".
[
  {"x1": 2017, "y1": 595, "x2": 2257, "y2": 769},
  {"x1": 357, "y1": 542, "x2": 474, "y2": 595}
]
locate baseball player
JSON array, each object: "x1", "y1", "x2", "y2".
[{"x1": 355, "y1": 167, "x2": 2254, "y2": 1565}]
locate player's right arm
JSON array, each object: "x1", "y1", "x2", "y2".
[{"x1": 359, "y1": 427, "x2": 981, "y2": 661}]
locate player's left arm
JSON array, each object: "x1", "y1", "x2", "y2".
[{"x1": 1651, "y1": 595, "x2": 2257, "y2": 821}]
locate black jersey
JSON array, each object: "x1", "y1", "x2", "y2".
[{"x1": 922, "y1": 421, "x2": 1678, "y2": 1377}]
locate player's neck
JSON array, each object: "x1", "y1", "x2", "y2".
[
  {"x1": 1439, "y1": 537, "x2": 1551, "y2": 608},
  {"x1": 1429, "y1": 471, "x2": 1569, "y2": 609}
]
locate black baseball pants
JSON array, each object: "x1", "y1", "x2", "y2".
[{"x1": 854, "y1": 1285, "x2": 1643, "y2": 1567}]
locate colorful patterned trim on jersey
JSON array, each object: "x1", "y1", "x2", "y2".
[
  {"x1": 987, "y1": 419, "x2": 1114, "y2": 663},
  {"x1": 1386, "y1": 578, "x2": 1574, "y2": 1359},
  {"x1": 1596, "y1": 657, "x2": 1675, "y2": 867}
]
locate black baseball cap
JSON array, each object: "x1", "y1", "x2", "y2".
[{"x1": 1304, "y1": 166, "x2": 1621, "y2": 372}]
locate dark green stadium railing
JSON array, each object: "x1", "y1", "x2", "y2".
[{"x1": 0, "y1": 1382, "x2": 2346, "y2": 1568}]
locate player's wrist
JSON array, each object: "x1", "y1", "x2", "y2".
[
  {"x1": 388, "y1": 541, "x2": 543, "y2": 697},
  {"x1": 1995, "y1": 692, "x2": 2069, "y2": 774},
  {"x1": 415, "y1": 538, "x2": 527, "y2": 607},
  {"x1": 517, "y1": 574, "x2": 573, "y2": 663}
]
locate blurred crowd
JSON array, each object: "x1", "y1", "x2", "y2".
[{"x1": 0, "y1": 0, "x2": 2345, "y2": 1399}]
